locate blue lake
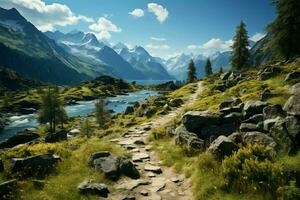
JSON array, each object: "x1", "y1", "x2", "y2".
[{"x1": 0, "y1": 90, "x2": 159, "y2": 141}]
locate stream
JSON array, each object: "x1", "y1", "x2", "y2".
[{"x1": 0, "y1": 90, "x2": 159, "y2": 141}]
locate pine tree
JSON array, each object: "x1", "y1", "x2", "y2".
[
  {"x1": 38, "y1": 87, "x2": 67, "y2": 132},
  {"x1": 187, "y1": 60, "x2": 197, "y2": 83},
  {"x1": 95, "y1": 98, "x2": 111, "y2": 128},
  {"x1": 219, "y1": 67, "x2": 223, "y2": 74},
  {"x1": 204, "y1": 58, "x2": 213, "y2": 77},
  {"x1": 80, "y1": 118, "x2": 92, "y2": 138},
  {"x1": 266, "y1": 0, "x2": 300, "y2": 61},
  {"x1": 230, "y1": 21, "x2": 250, "y2": 70}
]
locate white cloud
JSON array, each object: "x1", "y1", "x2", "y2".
[
  {"x1": 150, "y1": 37, "x2": 166, "y2": 41},
  {"x1": 146, "y1": 44, "x2": 170, "y2": 49},
  {"x1": 89, "y1": 17, "x2": 122, "y2": 40},
  {"x1": 147, "y1": 3, "x2": 168, "y2": 23},
  {"x1": 250, "y1": 32, "x2": 265, "y2": 42},
  {"x1": 187, "y1": 38, "x2": 233, "y2": 51},
  {"x1": 129, "y1": 8, "x2": 144, "y2": 18},
  {"x1": 0, "y1": 0, "x2": 94, "y2": 31}
]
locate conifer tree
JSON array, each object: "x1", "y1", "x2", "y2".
[
  {"x1": 95, "y1": 98, "x2": 111, "y2": 128},
  {"x1": 81, "y1": 118, "x2": 92, "y2": 138},
  {"x1": 219, "y1": 67, "x2": 223, "y2": 74},
  {"x1": 230, "y1": 21, "x2": 250, "y2": 70},
  {"x1": 204, "y1": 58, "x2": 213, "y2": 77},
  {"x1": 266, "y1": 0, "x2": 300, "y2": 60},
  {"x1": 187, "y1": 60, "x2": 197, "y2": 83}
]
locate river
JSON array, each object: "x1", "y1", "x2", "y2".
[{"x1": 0, "y1": 90, "x2": 159, "y2": 141}]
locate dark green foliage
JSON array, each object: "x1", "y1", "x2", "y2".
[
  {"x1": 95, "y1": 98, "x2": 111, "y2": 128},
  {"x1": 219, "y1": 67, "x2": 223, "y2": 74},
  {"x1": 80, "y1": 119, "x2": 92, "y2": 138},
  {"x1": 204, "y1": 58, "x2": 213, "y2": 77},
  {"x1": 187, "y1": 60, "x2": 197, "y2": 83},
  {"x1": 230, "y1": 21, "x2": 250, "y2": 70},
  {"x1": 38, "y1": 87, "x2": 68, "y2": 132},
  {"x1": 277, "y1": 181, "x2": 300, "y2": 200},
  {"x1": 266, "y1": 0, "x2": 300, "y2": 61}
]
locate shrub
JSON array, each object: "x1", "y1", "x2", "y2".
[
  {"x1": 277, "y1": 181, "x2": 300, "y2": 200},
  {"x1": 221, "y1": 144, "x2": 283, "y2": 192}
]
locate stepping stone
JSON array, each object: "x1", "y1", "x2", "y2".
[
  {"x1": 109, "y1": 139, "x2": 119, "y2": 143},
  {"x1": 149, "y1": 194, "x2": 162, "y2": 200},
  {"x1": 132, "y1": 153, "x2": 150, "y2": 162},
  {"x1": 146, "y1": 172, "x2": 156, "y2": 178},
  {"x1": 144, "y1": 164, "x2": 162, "y2": 174},
  {"x1": 140, "y1": 190, "x2": 149, "y2": 196},
  {"x1": 125, "y1": 145, "x2": 136, "y2": 150},
  {"x1": 134, "y1": 139, "x2": 145, "y2": 145},
  {"x1": 118, "y1": 140, "x2": 133, "y2": 146},
  {"x1": 150, "y1": 177, "x2": 166, "y2": 192},
  {"x1": 130, "y1": 149, "x2": 140, "y2": 153},
  {"x1": 115, "y1": 179, "x2": 151, "y2": 190},
  {"x1": 170, "y1": 177, "x2": 180, "y2": 183},
  {"x1": 145, "y1": 146, "x2": 152, "y2": 151}
]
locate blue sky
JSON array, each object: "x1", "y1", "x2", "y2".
[{"x1": 0, "y1": 0, "x2": 276, "y2": 58}]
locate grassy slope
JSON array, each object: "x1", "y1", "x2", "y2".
[{"x1": 149, "y1": 59, "x2": 300, "y2": 200}]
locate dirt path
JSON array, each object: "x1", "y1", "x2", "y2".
[{"x1": 108, "y1": 82, "x2": 203, "y2": 200}]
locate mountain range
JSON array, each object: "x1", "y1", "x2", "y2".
[{"x1": 0, "y1": 7, "x2": 265, "y2": 84}]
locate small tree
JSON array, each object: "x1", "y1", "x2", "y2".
[
  {"x1": 219, "y1": 67, "x2": 223, "y2": 74},
  {"x1": 204, "y1": 58, "x2": 213, "y2": 77},
  {"x1": 95, "y1": 98, "x2": 111, "y2": 128},
  {"x1": 187, "y1": 60, "x2": 197, "y2": 83},
  {"x1": 230, "y1": 21, "x2": 250, "y2": 71},
  {"x1": 80, "y1": 118, "x2": 92, "y2": 138},
  {"x1": 38, "y1": 87, "x2": 67, "y2": 133}
]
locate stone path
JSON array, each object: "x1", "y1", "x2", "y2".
[{"x1": 107, "y1": 82, "x2": 203, "y2": 200}]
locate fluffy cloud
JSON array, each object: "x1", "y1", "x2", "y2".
[
  {"x1": 150, "y1": 37, "x2": 166, "y2": 41},
  {"x1": 146, "y1": 44, "x2": 170, "y2": 49},
  {"x1": 89, "y1": 17, "x2": 122, "y2": 40},
  {"x1": 0, "y1": 0, "x2": 94, "y2": 31},
  {"x1": 147, "y1": 3, "x2": 168, "y2": 23},
  {"x1": 129, "y1": 8, "x2": 144, "y2": 18},
  {"x1": 187, "y1": 38, "x2": 233, "y2": 51},
  {"x1": 250, "y1": 32, "x2": 265, "y2": 42}
]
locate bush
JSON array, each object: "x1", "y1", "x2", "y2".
[
  {"x1": 277, "y1": 182, "x2": 300, "y2": 200},
  {"x1": 221, "y1": 144, "x2": 284, "y2": 192}
]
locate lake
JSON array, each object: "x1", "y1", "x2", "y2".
[{"x1": 0, "y1": 90, "x2": 159, "y2": 141}]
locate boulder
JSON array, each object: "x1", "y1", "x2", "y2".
[
  {"x1": 228, "y1": 132, "x2": 243, "y2": 144},
  {"x1": 181, "y1": 111, "x2": 221, "y2": 133},
  {"x1": 219, "y1": 97, "x2": 242, "y2": 109},
  {"x1": 243, "y1": 100, "x2": 268, "y2": 119},
  {"x1": 285, "y1": 71, "x2": 300, "y2": 82},
  {"x1": 78, "y1": 181, "x2": 109, "y2": 197},
  {"x1": 11, "y1": 154, "x2": 60, "y2": 177},
  {"x1": 119, "y1": 158, "x2": 140, "y2": 179},
  {"x1": 69, "y1": 129, "x2": 80, "y2": 136},
  {"x1": 174, "y1": 126, "x2": 204, "y2": 149},
  {"x1": 220, "y1": 106, "x2": 243, "y2": 115},
  {"x1": 242, "y1": 132, "x2": 277, "y2": 149},
  {"x1": 0, "y1": 179, "x2": 17, "y2": 199},
  {"x1": 243, "y1": 114, "x2": 264, "y2": 124},
  {"x1": 263, "y1": 118, "x2": 281, "y2": 132},
  {"x1": 0, "y1": 129, "x2": 40, "y2": 149},
  {"x1": 45, "y1": 130, "x2": 67, "y2": 143},
  {"x1": 258, "y1": 66, "x2": 281, "y2": 80},
  {"x1": 124, "y1": 106, "x2": 134, "y2": 115},
  {"x1": 220, "y1": 72, "x2": 231, "y2": 81},
  {"x1": 260, "y1": 89, "x2": 275, "y2": 101},
  {"x1": 240, "y1": 123, "x2": 261, "y2": 132},
  {"x1": 263, "y1": 104, "x2": 285, "y2": 119},
  {"x1": 289, "y1": 83, "x2": 300, "y2": 94},
  {"x1": 284, "y1": 94, "x2": 300, "y2": 115},
  {"x1": 169, "y1": 98, "x2": 183, "y2": 107},
  {"x1": 94, "y1": 156, "x2": 120, "y2": 181},
  {"x1": 88, "y1": 151, "x2": 111, "y2": 166},
  {"x1": 207, "y1": 136, "x2": 237, "y2": 159},
  {"x1": 285, "y1": 116, "x2": 300, "y2": 148}
]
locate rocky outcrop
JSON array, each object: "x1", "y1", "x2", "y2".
[
  {"x1": 285, "y1": 71, "x2": 300, "y2": 82},
  {"x1": 257, "y1": 66, "x2": 281, "y2": 80},
  {"x1": 284, "y1": 94, "x2": 300, "y2": 115},
  {"x1": 11, "y1": 153, "x2": 60, "y2": 177},
  {"x1": 78, "y1": 181, "x2": 109, "y2": 197},
  {"x1": 263, "y1": 104, "x2": 285, "y2": 119},
  {"x1": 207, "y1": 136, "x2": 237, "y2": 159},
  {"x1": 243, "y1": 100, "x2": 268, "y2": 119},
  {"x1": 0, "y1": 129, "x2": 40, "y2": 149},
  {"x1": 45, "y1": 130, "x2": 67, "y2": 143},
  {"x1": 89, "y1": 153, "x2": 140, "y2": 181},
  {"x1": 174, "y1": 126, "x2": 204, "y2": 149}
]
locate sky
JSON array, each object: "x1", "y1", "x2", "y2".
[{"x1": 0, "y1": 0, "x2": 276, "y2": 59}]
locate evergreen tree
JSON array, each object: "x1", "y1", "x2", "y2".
[
  {"x1": 204, "y1": 58, "x2": 213, "y2": 77},
  {"x1": 219, "y1": 67, "x2": 223, "y2": 74},
  {"x1": 38, "y1": 87, "x2": 67, "y2": 132},
  {"x1": 80, "y1": 118, "x2": 92, "y2": 138},
  {"x1": 230, "y1": 21, "x2": 250, "y2": 70},
  {"x1": 266, "y1": 0, "x2": 300, "y2": 61},
  {"x1": 95, "y1": 98, "x2": 111, "y2": 128},
  {"x1": 187, "y1": 60, "x2": 197, "y2": 83}
]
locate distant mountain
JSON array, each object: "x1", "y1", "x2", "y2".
[
  {"x1": 118, "y1": 45, "x2": 173, "y2": 80},
  {"x1": 165, "y1": 53, "x2": 194, "y2": 80},
  {"x1": 0, "y1": 7, "x2": 91, "y2": 85},
  {"x1": 0, "y1": 67, "x2": 42, "y2": 96}
]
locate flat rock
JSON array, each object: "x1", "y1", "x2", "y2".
[
  {"x1": 150, "y1": 177, "x2": 166, "y2": 192},
  {"x1": 132, "y1": 153, "x2": 150, "y2": 162},
  {"x1": 144, "y1": 164, "x2": 162, "y2": 174},
  {"x1": 78, "y1": 181, "x2": 109, "y2": 197},
  {"x1": 170, "y1": 177, "x2": 180, "y2": 183},
  {"x1": 115, "y1": 179, "x2": 151, "y2": 190}
]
